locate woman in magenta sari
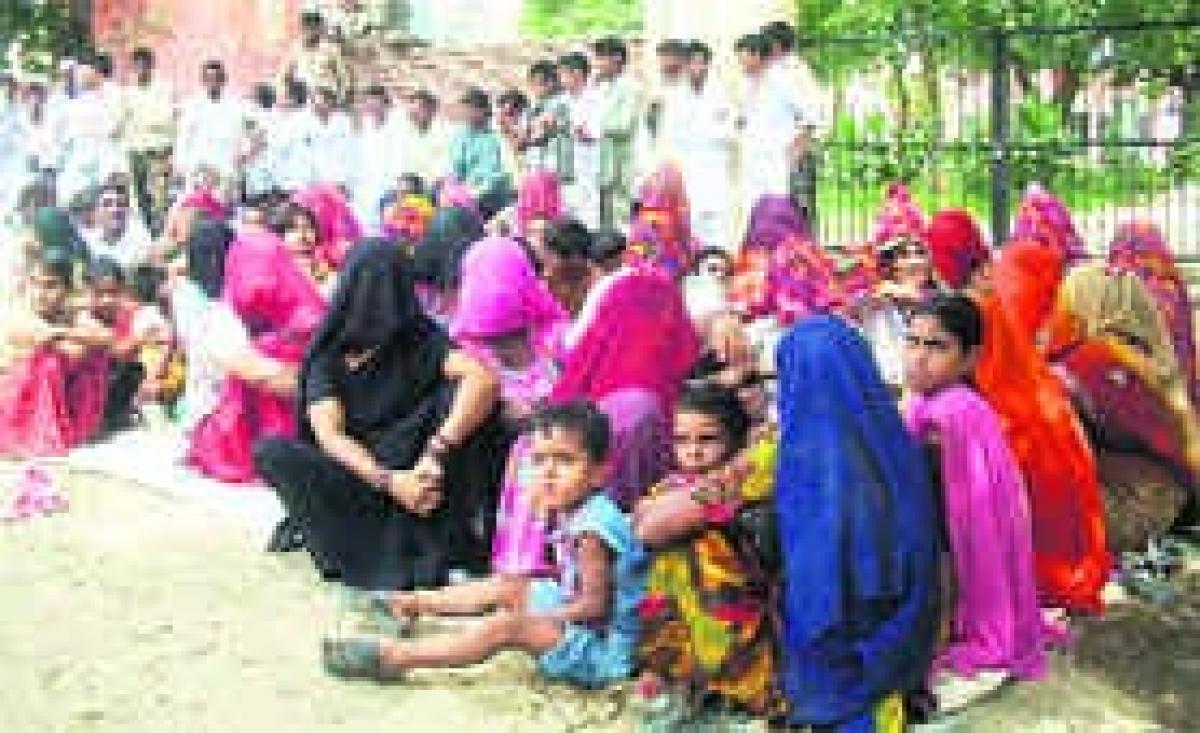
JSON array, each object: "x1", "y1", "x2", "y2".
[
  {"x1": 551, "y1": 228, "x2": 701, "y2": 510},
  {"x1": 448, "y1": 235, "x2": 569, "y2": 575},
  {"x1": 728, "y1": 194, "x2": 812, "y2": 319},
  {"x1": 187, "y1": 226, "x2": 327, "y2": 483},
  {"x1": 292, "y1": 184, "x2": 364, "y2": 273},
  {"x1": 903, "y1": 295, "x2": 1065, "y2": 713}
]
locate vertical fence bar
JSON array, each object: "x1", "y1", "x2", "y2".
[{"x1": 990, "y1": 28, "x2": 1011, "y2": 247}]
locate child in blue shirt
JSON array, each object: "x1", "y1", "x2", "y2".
[{"x1": 323, "y1": 401, "x2": 647, "y2": 687}]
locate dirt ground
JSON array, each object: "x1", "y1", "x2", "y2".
[{"x1": 1, "y1": 465, "x2": 1196, "y2": 732}]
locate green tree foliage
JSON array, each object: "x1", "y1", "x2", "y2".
[
  {"x1": 522, "y1": 0, "x2": 642, "y2": 39},
  {"x1": 0, "y1": 0, "x2": 89, "y2": 72}
]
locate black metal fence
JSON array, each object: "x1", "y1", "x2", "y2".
[{"x1": 801, "y1": 20, "x2": 1200, "y2": 258}]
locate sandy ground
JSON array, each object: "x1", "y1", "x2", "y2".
[{"x1": 1, "y1": 458, "x2": 1197, "y2": 733}]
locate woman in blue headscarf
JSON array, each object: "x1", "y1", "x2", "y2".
[{"x1": 774, "y1": 316, "x2": 940, "y2": 731}]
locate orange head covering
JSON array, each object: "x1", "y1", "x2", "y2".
[{"x1": 991, "y1": 237, "x2": 1065, "y2": 340}]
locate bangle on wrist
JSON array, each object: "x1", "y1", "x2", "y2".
[
  {"x1": 368, "y1": 466, "x2": 391, "y2": 493},
  {"x1": 427, "y1": 434, "x2": 453, "y2": 458}
]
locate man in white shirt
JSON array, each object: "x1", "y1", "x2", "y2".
[
  {"x1": 305, "y1": 86, "x2": 355, "y2": 189},
  {"x1": 58, "y1": 56, "x2": 125, "y2": 205},
  {"x1": 121, "y1": 47, "x2": 177, "y2": 235},
  {"x1": 678, "y1": 41, "x2": 737, "y2": 251},
  {"x1": 350, "y1": 85, "x2": 399, "y2": 233},
  {"x1": 175, "y1": 60, "x2": 248, "y2": 191},
  {"x1": 763, "y1": 21, "x2": 824, "y2": 225},
  {"x1": 559, "y1": 53, "x2": 602, "y2": 230},
  {"x1": 241, "y1": 83, "x2": 281, "y2": 202},
  {"x1": 395, "y1": 89, "x2": 449, "y2": 187},
  {"x1": 590, "y1": 38, "x2": 640, "y2": 231},
  {"x1": 273, "y1": 81, "x2": 317, "y2": 193},
  {"x1": 736, "y1": 32, "x2": 813, "y2": 217},
  {"x1": 641, "y1": 39, "x2": 689, "y2": 178},
  {"x1": 82, "y1": 179, "x2": 153, "y2": 270}
]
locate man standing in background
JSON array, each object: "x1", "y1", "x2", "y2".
[
  {"x1": 121, "y1": 47, "x2": 176, "y2": 235},
  {"x1": 591, "y1": 37, "x2": 640, "y2": 231}
]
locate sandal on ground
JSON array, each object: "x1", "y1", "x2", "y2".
[
  {"x1": 339, "y1": 589, "x2": 415, "y2": 638},
  {"x1": 321, "y1": 637, "x2": 406, "y2": 682}
]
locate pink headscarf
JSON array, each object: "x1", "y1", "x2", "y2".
[
  {"x1": 450, "y1": 235, "x2": 567, "y2": 353},
  {"x1": 292, "y1": 185, "x2": 364, "y2": 271},
  {"x1": 180, "y1": 188, "x2": 230, "y2": 222},
  {"x1": 872, "y1": 183, "x2": 928, "y2": 246},
  {"x1": 627, "y1": 166, "x2": 696, "y2": 276},
  {"x1": 516, "y1": 170, "x2": 563, "y2": 237},
  {"x1": 551, "y1": 269, "x2": 700, "y2": 411},
  {"x1": 438, "y1": 179, "x2": 480, "y2": 215},
  {"x1": 1011, "y1": 184, "x2": 1086, "y2": 263}
]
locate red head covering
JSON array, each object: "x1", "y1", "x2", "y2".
[{"x1": 926, "y1": 209, "x2": 989, "y2": 289}]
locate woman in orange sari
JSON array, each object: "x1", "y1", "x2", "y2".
[{"x1": 927, "y1": 208, "x2": 1111, "y2": 613}]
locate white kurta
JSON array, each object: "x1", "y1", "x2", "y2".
[
  {"x1": 562, "y1": 86, "x2": 603, "y2": 230},
  {"x1": 272, "y1": 109, "x2": 317, "y2": 192},
  {"x1": 677, "y1": 81, "x2": 736, "y2": 250},
  {"x1": 83, "y1": 220, "x2": 154, "y2": 270},
  {"x1": 58, "y1": 89, "x2": 126, "y2": 202},
  {"x1": 351, "y1": 116, "x2": 402, "y2": 232},
  {"x1": 306, "y1": 112, "x2": 355, "y2": 187},
  {"x1": 175, "y1": 95, "x2": 248, "y2": 182},
  {"x1": 739, "y1": 63, "x2": 811, "y2": 212}
]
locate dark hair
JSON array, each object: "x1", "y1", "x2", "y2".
[
  {"x1": 497, "y1": 88, "x2": 528, "y2": 113},
  {"x1": 202, "y1": 59, "x2": 225, "y2": 76},
  {"x1": 656, "y1": 39, "x2": 688, "y2": 57},
  {"x1": 677, "y1": 383, "x2": 752, "y2": 455},
  {"x1": 546, "y1": 218, "x2": 593, "y2": 260},
  {"x1": 735, "y1": 33, "x2": 770, "y2": 57},
  {"x1": 86, "y1": 257, "x2": 125, "y2": 286},
  {"x1": 529, "y1": 60, "x2": 558, "y2": 84},
  {"x1": 29, "y1": 249, "x2": 75, "y2": 287},
  {"x1": 300, "y1": 10, "x2": 324, "y2": 27},
  {"x1": 129, "y1": 264, "x2": 166, "y2": 305},
  {"x1": 131, "y1": 47, "x2": 154, "y2": 65},
  {"x1": 363, "y1": 84, "x2": 389, "y2": 102},
  {"x1": 268, "y1": 201, "x2": 320, "y2": 238},
  {"x1": 762, "y1": 21, "x2": 796, "y2": 52},
  {"x1": 526, "y1": 401, "x2": 611, "y2": 463},
  {"x1": 411, "y1": 89, "x2": 437, "y2": 110},
  {"x1": 592, "y1": 37, "x2": 628, "y2": 65},
  {"x1": 253, "y1": 82, "x2": 276, "y2": 109},
  {"x1": 558, "y1": 52, "x2": 590, "y2": 75},
  {"x1": 686, "y1": 41, "x2": 713, "y2": 63},
  {"x1": 313, "y1": 86, "x2": 338, "y2": 105},
  {"x1": 693, "y1": 247, "x2": 732, "y2": 274},
  {"x1": 460, "y1": 87, "x2": 491, "y2": 114},
  {"x1": 912, "y1": 293, "x2": 984, "y2": 351},
  {"x1": 93, "y1": 52, "x2": 114, "y2": 78},
  {"x1": 284, "y1": 79, "x2": 308, "y2": 106},
  {"x1": 588, "y1": 229, "x2": 626, "y2": 267},
  {"x1": 397, "y1": 173, "x2": 425, "y2": 197}
]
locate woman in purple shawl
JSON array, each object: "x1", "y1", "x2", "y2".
[{"x1": 903, "y1": 295, "x2": 1066, "y2": 713}]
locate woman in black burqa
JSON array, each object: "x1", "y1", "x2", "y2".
[{"x1": 255, "y1": 240, "x2": 511, "y2": 590}]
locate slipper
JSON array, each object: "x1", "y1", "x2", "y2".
[
  {"x1": 321, "y1": 637, "x2": 406, "y2": 682},
  {"x1": 340, "y1": 589, "x2": 415, "y2": 638}
]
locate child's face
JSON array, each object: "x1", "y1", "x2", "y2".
[
  {"x1": 284, "y1": 215, "x2": 318, "y2": 258},
  {"x1": 29, "y1": 267, "x2": 68, "y2": 317},
  {"x1": 90, "y1": 276, "x2": 125, "y2": 320},
  {"x1": 903, "y1": 314, "x2": 976, "y2": 395},
  {"x1": 892, "y1": 238, "x2": 933, "y2": 287},
  {"x1": 673, "y1": 410, "x2": 731, "y2": 475},
  {"x1": 528, "y1": 426, "x2": 605, "y2": 513}
]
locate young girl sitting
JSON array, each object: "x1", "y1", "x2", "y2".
[
  {"x1": 903, "y1": 295, "x2": 1066, "y2": 714},
  {"x1": 322, "y1": 401, "x2": 647, "y2": 687},
  {"x1": 632, "y1": 384, "x2": 780, "y2": 725}
]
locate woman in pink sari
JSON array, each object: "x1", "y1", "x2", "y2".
[
  {"x1": 0, "y1": 253, "x2": 110, "y2": 458},
  {"x1": 448, "y1": 235, "x2": 568, "y2": 575},
  {"x1": 551, "y1": 256, "x2": 701, "y2": 509},
  {"x1": 515, "y1": 170, "x2": 563, "y2": 238},
  {"x1": 904, "y1": 294, "x2": 1065, "y2": 711},
  {"x1": 627, "y1": 166, "x2": 698, "y2": 278},
  {"x1": 1010, "y1": 185, "x2": 1086, "y2": 264},
  {"x1": 187, "y1": 227, "x2": 327, "y2": 483},
  {"x1": 292, "y1": 184, "x2": 363, "y2": 273}
]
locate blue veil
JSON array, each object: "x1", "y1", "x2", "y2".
[{"x1": 774, "y1": 315, "x2": 940, "y2": 728}]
